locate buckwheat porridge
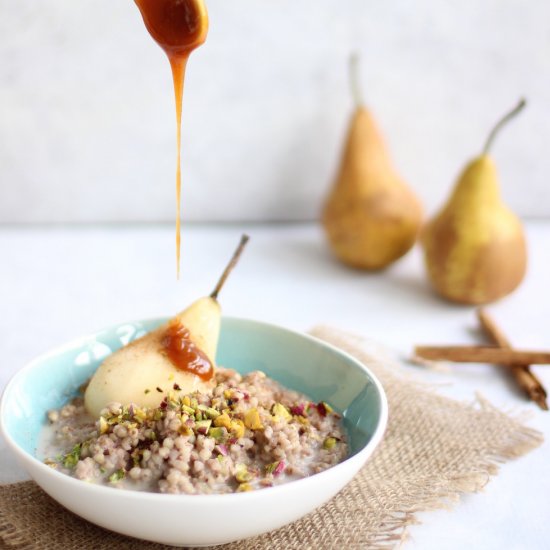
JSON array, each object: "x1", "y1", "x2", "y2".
[{"x1": 41, "y1": 368, "x2": 347, "y2": 494}]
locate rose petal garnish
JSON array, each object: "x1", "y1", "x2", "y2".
[
  {"x1": 216, "y1": 444, "x2": 228, "y2": 456},
  {"x1": 273, "y1": 460, "x2": 285, "y2": 476},
  {"x1": 316, "y1": 402, "x2": 333, "y2": 417},
  {"x1": 290, "y1": 403, "x2": 306, "y2": 417}
]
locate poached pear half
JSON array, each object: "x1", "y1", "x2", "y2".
[{"x1": 84, "y1": 235, "x2": 249, "y2": 418}]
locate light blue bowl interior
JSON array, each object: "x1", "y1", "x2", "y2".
[{"x1": 2, "y1": 318, "x2": 383, "y2": 459}]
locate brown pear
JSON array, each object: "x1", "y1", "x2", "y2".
[
  {"x1": 322, "y1": 55, "x2": 422, "y2": 270},
  {"x1": 422, "y1": 99, "x2": 527, "y2": 304}
]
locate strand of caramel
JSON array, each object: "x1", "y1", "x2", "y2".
[{"x1": 170, "y1": 56, "x2": 188, "y2": 279}]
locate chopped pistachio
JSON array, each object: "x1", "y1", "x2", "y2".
[
  {"x1": 62, "y1": 444, "x2": 82, "y2": 469},
  {"x1": 205, "y1": 407, "x2": 221, "y2": 419},
  {"x1": 195, "y1": 419, "x2": 212, "y2": 434},
  {"x1": 166, "y1": 391, "x2": 179, "y2": 407},
  {"x1": 131, "y1": 451, "x2": 140, "y2": 467},
  {"x1": 214, "y1": 412, "x2": 232, "y2": 430},
  {"x1": 244, "y1": 408, "x2": 263, "y2": 430},
  {"x1": 108, "y1": 469, "x2": 125, "y2": 483},
  {"x1": 230, "y1": 419, "x2": 245, "y2": 439},
  {"x1": 134, "y1": 408, "x2": 146, "y2": 423},
  {"x1": 44, "y1": 458, "x2": 58, "y2": 469},
  {"x1": 235, "y1": 464, "x2": 253, "y2": 483},
  {"x1": 182, "y1": 396, "x2": 191, "y2": 407},
  {"x1": 271, "y1": 403, "x2": 292, "y2": 422},
  {"x1": 208, "y1": 427, "x2": 226, "y2": 442},
  {"x1": 99, "y1": 416, "x2": 109, "y2": 435},
  {"x1": 179, "y1": 424, "x2": 192, "y2": 436},
  {"x1": 323, "y1": 437, "x2": 337, "y2": 450},
  {"x1": 236, "y1": 482, "x2": 253, "y2": 492},
  {"x1": 211, "y1": 397, "x2": 222, "y2": 409}
]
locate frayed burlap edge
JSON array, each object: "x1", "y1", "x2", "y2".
[
  {"x1": 308, "y1": 326, "x2": 544, "y2": 549},
  {"x1": 0, "y1": 327, "x2": 544, "y2": 550}
]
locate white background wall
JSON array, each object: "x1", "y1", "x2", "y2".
[{"x1": 1, "y1": 0, "x2": 549, "y2": 223}]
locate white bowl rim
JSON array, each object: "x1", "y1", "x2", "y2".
[{"x1": 0, "y1": 316, "x2": 388, "y2": 503}]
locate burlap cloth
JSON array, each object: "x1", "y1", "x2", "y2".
[{"x1": 0, "y1": 328, "x2": 543, "y2": 550}]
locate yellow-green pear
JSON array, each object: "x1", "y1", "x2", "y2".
[
  {"x1": 84, "y1": 235, "x2": 249, "y2": 418},
  {"x1": 422, "y1": 100, "x2": 527, "y2": 305},
  {"x1": 322, "y1": 54, "x2": 422, "y2": 270}
]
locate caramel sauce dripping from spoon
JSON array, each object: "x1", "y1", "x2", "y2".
[{"x1": 134, "y1": 0, "x2": 209, "y2": 277}]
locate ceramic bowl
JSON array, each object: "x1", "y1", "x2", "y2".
[{"x1": 1, "y1": 317, "x2": 387, "y2": 547}]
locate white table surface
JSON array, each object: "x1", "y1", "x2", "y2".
[{"x1": 1, "y1": 222, "x2": 548, "y2": 549}]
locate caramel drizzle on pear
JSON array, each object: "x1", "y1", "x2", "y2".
[{"x1": 162, "y1": 234, "x2": 250, "y2": 379}]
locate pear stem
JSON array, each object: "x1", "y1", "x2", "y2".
[
  {"x1": 482, "y1": 98, "x2": 526, "y2": 155},
  {"x1": 349, "y1": 52, "x2": 364, "y2": 107},
  {"x1": 210, "y1": 234, "x2": 250, "y2": 300}
]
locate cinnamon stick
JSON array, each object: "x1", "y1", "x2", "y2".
[
  {"x1": 414, "y1": 346, "x2": 550, "y2": 366},
  {"x1": 477, "y1": 309, "x2": 548, "y2": 411}
]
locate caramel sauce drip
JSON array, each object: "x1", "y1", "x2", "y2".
[
  {"x1": 134, "y1": 0, "x2": 209, "y2": 277},
  {"x1": 162, "y1": 323, "x2": 214, "y2": 381}
]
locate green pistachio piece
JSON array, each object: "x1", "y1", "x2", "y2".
[
  {"x1": 214, "y1": 412, "x2": 232, "y2": 429},
  {"x1": 205, "y1": 407, "x2": 221, "y2": 419},
  {"x1": 208, "y1": 427, "x2": 226, "y2": 442},
  {"x1": 181, "y1": 405, "x2": 195, "y2": 415},
  {"x1": 271, "y1": 403, "x2": 292, "y2": 422},
  {"x1": 108, "y1": 469, "x2": 125, "y2": 483},
  {"x1": 323, "y1": 437, "x2": 337, "y2": 450},
  {"x1": 62, "y1": 444, "x2": 82, "y2": 469},
  {"x1": 244, "y1": 408, "x2": 263, "y2": 430},
  {"x1": 99, "y1": 416, "x2": 109, "y2": 435},
  {"x1": 235, "y1": 463, "x2": 253, "y2": 483}
]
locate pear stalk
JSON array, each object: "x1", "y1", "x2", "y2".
[
  {"x1": 349, "y1": 52, "x2": 364, "y2": 107},
  {"x1": 482, "y1": 98, "x2": 526, "y2": 155},
  {"x1": 210, "y1": 234, "x2": 250, "y2": 300},
  {"x1": 322, "y1": 53, "x2": 422, "y2": 270}
]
